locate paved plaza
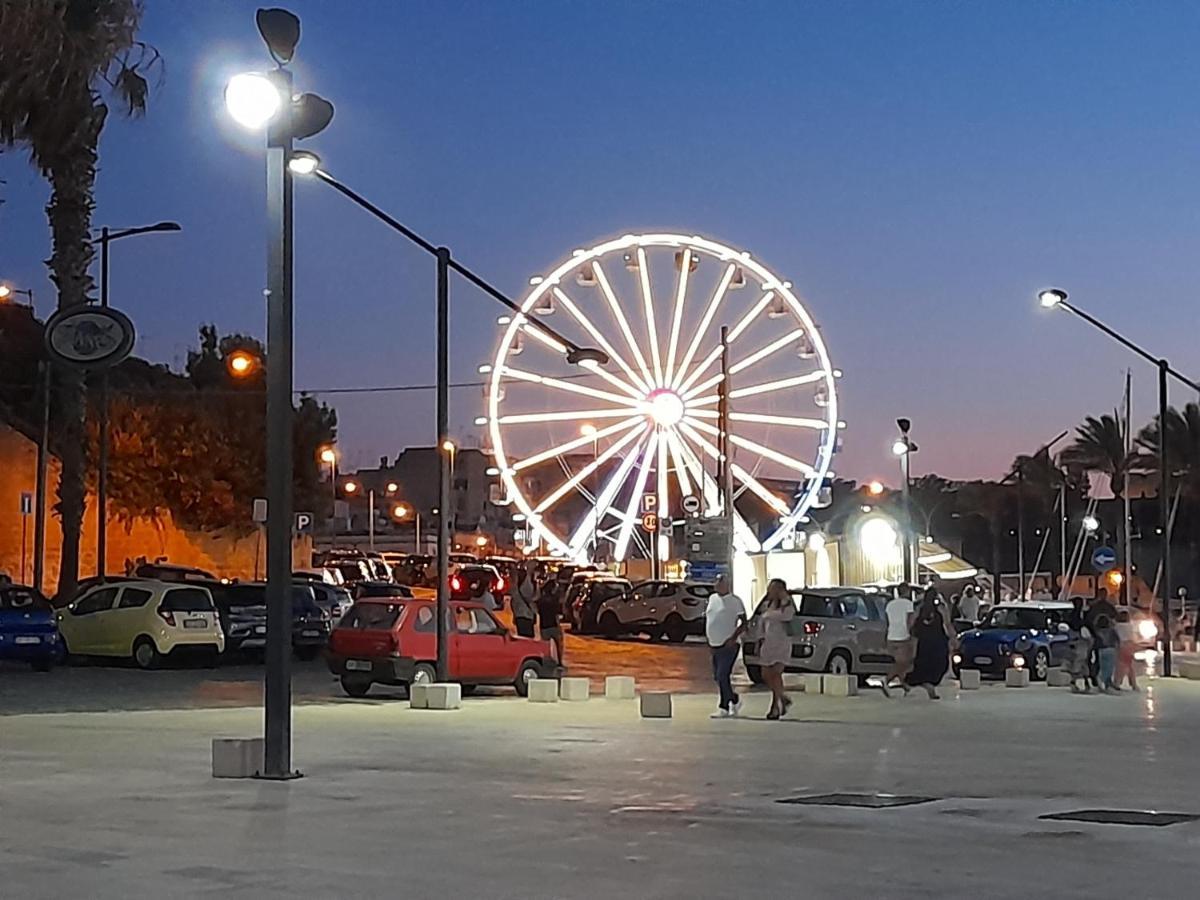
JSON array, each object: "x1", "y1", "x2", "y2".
[{"x1": 4, "y1": 664, "x2": 1200, "y2": 899}]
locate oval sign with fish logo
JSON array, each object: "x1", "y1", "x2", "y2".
[{"x1": 44, "y1": 306, "x2": 136, "y2": 369}]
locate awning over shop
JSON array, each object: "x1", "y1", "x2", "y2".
[{"x1": 917, "y1": 539, "x2": 978, "y2": 580}]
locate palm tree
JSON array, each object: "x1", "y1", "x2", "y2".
[
  {"x1": 1060, "y1": 413, "x2": 1133, "y2": 497},
  {"x1": 1137, "y1": 402, "x2": 1200, "y2": 586},
  {"x1": 0, "y1": 1, "x2": 160, "y2": 596}
]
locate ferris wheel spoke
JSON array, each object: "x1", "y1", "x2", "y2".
[
  {"x1": 656, "y1": 432, "x2": 670, "y2": 561},
  {"x1": 728, "y1": 371, "x2": 825, "y2": 400},
  {"x1": 663, "y1": 247, "x2": 692, "y2": 385},
  {"x1": 675, "y1": 345, "x2": 723, "y2": 396},
  {"x1": 500, "y1": 365, "x2": 640, "y2": 407},
  {"x1": 611, "y1": 431, "x2": 660, "y2": 562},
  {"x1": 533, "y1": 423, "x2": 647, "y2": 514},
  {"x1": 729, "y1": 412, "x2": 829, "y2": 430},
  {"x1": 511, "y1": 415, "x2": 643, "y2": 472},
  {"x1": 635, "y1": 248, "x2": 664, "y2": 385},
  {"x1": 497, "y1": 408, "x2": 642, "y2": 425},
  {"x1": 729, "y1": 328, "x2": 805, "y2": 375},
  {"x1": 682, "y1": 371, "x2": 724, "y2": 401},
  {"x1": 673, "y1": 431, "x2": 761, "y2": 552},
  {"x1": 567, "y1": 430, "x2": 651, "y2": 558},
  {"x1": 672, "y1": 263, "x2": 736, "y2": 389},
  {"x1": 519, "y1": 319, "x2": 568, "y2": 354},
  {"x1": 726, "y1": 291, "x2": 775, "y2": 343},
  {"x1": 592, "y1": 261, "x2": 654, "y2": 390},
  {"x1": 551, "y1": 288, "x2": 650, "y2": 395},
  {"x1": 691, "y1": 417, "x2": 818, "y2": 479},
  {"x1": 678, "y1": 422, "x2": 789, "y2": 515},
  {"x1": 664, "y1": 430, "x2": 694, "y2": 499}
]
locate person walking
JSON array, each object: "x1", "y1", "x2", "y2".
[
  {"x1": 906, "y1": 587, "x2": 954, "y2": 699},
  {"x1": 1064, "y1": 597, "x2": 1093, "y2": 693},
  {"x1": 511, "y1": 561, "x2": 538, "y2": 638},
  {"x1": 1085, "y1": 588, "x2": 1116, "y2": 688},
  {"x1": 882, "y1": 584, "x2": 916, "y2": 696},
  {"x1": 1113, "y1": 608, "x2": 1140, "y2": 691},
  {"x1": 1093, "y1": 610, "x2": 1120, "y2": 694},
  {"x1": 538, "y1": 573, "x2": 565, "y2": 665},
  {"x1": 706, "y1": 574, "x2": 746, "y2": 718},
  {"x1": 757, "y1": 578, "x2": 795, "y2": 720}
]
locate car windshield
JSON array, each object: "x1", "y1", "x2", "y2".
[
  {"x1": 161, "y1": 588, "x2": 214, "y2": 612},
  {"x1": 982, "y1": 608, "x2": 1048, "y2": 630},
  {"x1": 342, "y1": 602, "x2": 404, "y2": 629}
]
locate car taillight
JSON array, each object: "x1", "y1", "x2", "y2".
[
  {"x1": 803, "y1": 621, "x2": 822, "y2": 635},
  {"x1": 158, "y1": 609, "x2": 176, "y2": 627},
  {"x1": 450, "y1": 575, "x2": 462, "y2": 592},
  {"x1": 495, "y1": 577, "x2": 505, "y2": 592},
  {"x1": 390, "y1": 631, "x2": 401, "y2": 656}
]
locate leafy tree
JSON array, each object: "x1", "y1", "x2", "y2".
[{"x1": 0, "y1": 0, "x2": 162, "y2": 597}]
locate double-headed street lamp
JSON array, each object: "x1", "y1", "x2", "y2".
[
  {"x1": 1037, "y1": 287, "x2": 1200, "y2": 677},
  {"x1": 343, "y1": 479, "x2": 396, "y2": 550},
  {"x1": 892, "y1": 418, "x2": 918, "y2": 583},
  {"x1": 93, "y1": 220, "x2": 181, "y2": 577},
  {"x1": 0, "y1": 284, "x2": 35, "y2": 306}
]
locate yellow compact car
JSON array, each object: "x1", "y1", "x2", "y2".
[{"x1": 58, "y1": 580, "x2": 224, "y2": 668}]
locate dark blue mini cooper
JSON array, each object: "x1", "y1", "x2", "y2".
[{"x1": 954, "y1": 602, "x2": 1073, "y2": 681}]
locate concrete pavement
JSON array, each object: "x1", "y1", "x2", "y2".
[{"x1": 4, "y1": 675, "x2": 1200, "y2": 898}]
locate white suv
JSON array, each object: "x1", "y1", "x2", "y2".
[{"x1": 594, "y1": 580, "x2": 714, "y2": 642}]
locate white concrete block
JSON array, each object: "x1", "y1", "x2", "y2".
[
  {"x1": 409, "y1": 683, "x2": 429, "y2": 709},
  {"x1": 823, "y1": 674, "x2": 858, "y2": 697},
  {"x1": 1177, "y1": 661, "x2": 1200, "y2": 681},
  {"x1": 1046, "y1": 668, "x2": 1072, "y2": 687},
  {"x1": 938, "y1": 679, "x2": 960, "y2": 699},
  {"x1": 1005, "y1": 668, "x2": 1030, "y2": 688},
  {"x1": 604, "y1": 675, "x2": 636, "y2": 699},
  {"x1": 212, "y1": 738, "x2": 263, "y2": 779},
  {"x1": 959, "y1": 669, "x2": 981, "y2": 690},
  {"x1": 799, "y1": 673, "x2": 824, "y2": 695},
  {"x1": 528, "y1": 678, "x2": 559, "y2": 703},
  {"x1": 426, "y1": 683, "x2": 462, "y2": 709},
  {"x1": 559, "y1": 677, "x2": 590, "y2": 701},
  {"x1": 639, "y1": 692, "x2": 673, "y2": 718}
]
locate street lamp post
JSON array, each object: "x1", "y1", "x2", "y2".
[
  {"x1": 287, "y1": 160, "x2": 607, "y2": 683},
  {"x1": 1037, "y1": 288, "x2": 1200, "y2": 677},
  {"x1": 892, "y1": 419, "x2": 918, "y2": 583},
  {"x1": 0, "y1": 284, "x2": 34, "y2": 306},
  {"x1": 93, "y1": 221, "x2": 181, "y2": 577},
  {"x1": 225, "y1": 7, "x2": 333, "y2": 778},
  {"x1": 320, "y1": 447, "x2": 338, "y2": 546},
  {"x1": 580, "y1": 424, "x2": 599, "y2": 561}
]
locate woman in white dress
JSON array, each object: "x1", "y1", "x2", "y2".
[{"x1": 758, "y1": 578, "x2": 795, "y2": 719}]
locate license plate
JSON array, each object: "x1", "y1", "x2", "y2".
[
  {"x1": 973, "y1": 656, "x2": 992, "y2": 665},
  {"x1": 183, "y1": 619, "x2": 207, "y2": 629},
  {"x1": 302, "y1": 630, "x2": 320, "y2": 638},
  {"x1": 14, "y1": 636, "x2": 41, "y2": 645},
  {"x1": 346, "y1": 659, "x2": 371, "y2": 671},
  {"x1": 255, "y1": 626, "x2": 267, "y2": 634}
]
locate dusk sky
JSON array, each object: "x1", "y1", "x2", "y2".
[{"x1": 3, "y1": 0, "x2": 1198, "y2": 485}]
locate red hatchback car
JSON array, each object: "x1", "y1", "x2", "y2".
[{"x1": 327, "y1": 598, "x2": 560, "y2": 698}]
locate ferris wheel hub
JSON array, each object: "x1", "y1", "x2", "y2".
[{"x1": 646, "y1": 389, "x2": 686, "y2": 427}]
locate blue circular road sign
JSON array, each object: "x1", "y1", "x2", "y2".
[{"x1": 1091, "y1": 546, "x2": 1117, "y2": 571}]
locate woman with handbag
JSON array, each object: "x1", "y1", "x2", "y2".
[{"x1": 757, "y1": 578, "x2": 795, "y2": 720}]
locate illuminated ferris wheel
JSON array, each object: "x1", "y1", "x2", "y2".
[{"x1": 484, "y1": 233, "x2": 840, "y2": 563}]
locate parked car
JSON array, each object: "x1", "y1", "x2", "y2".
[
  {"x1": 133, "y1": 562, "x2": 217, "y2": 583},
  {"x1": 331, "y1": 559, "x2": 373, "y2": 585},
  {"x1": 594, "y1": 580, "x2": 713, "y2": 642},
  {"x1": 294, "y1": 568, "x2": 345, "y2": 587},
  {"x1": 58, "y1": 580, "x2": 224, "y2": 668},
  {"x1": 208, "y1": 582, "x2": 333, "y2": 660},
  {"x1": 0, "y1": 585, "x2": 61, "y2": 671},
  {"x1": 483, "y1": 556, "x2": 519, "y2": 594},
  {"x1": 306, "y1": 581, "x2": 355, "y2": 622},
  {"x1": 327, "y1": 597, "x2": 560, "y2": 698},
  {"x1": 954, "y1": 602, "x2": 1074, "y2": 681},
  {"x1": 565, "y1": 576, "x2": 632, "y2": 634},
  {"x1": 449, "y1": 553, "x2": 477, "y2": 566},
  {"x1": 352, "y1": 582, "x2": 414, "y2": 601},
  {"x1": 742, "y1": 587, "x2": 892, "y2": 684},
  {"x1": 393, "y1": 554, "x2": 433, "y2": 586},
  {"x1": 449, "y1": 564, "x2": 504, "y2": 601}
]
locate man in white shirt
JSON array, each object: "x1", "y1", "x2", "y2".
[
  {"x1": 958, "y1": 585, "x2": 980, "y2": 624},
  {"x1": 706, "y1": 574, "x2": 746, "y2": 717},
  {"x1": 882, "y1": 584, "x2": 916, "y2": 697}
]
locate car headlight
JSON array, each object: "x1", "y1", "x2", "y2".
[
  {"x1": 1137, "y1": 619, "x2": 1158, "y2": 641},
  {"x1": 1012, "y1": 654, "x2": 1026, "y2": 669},
  {"x1": 952, "y1": 653, "x2": 962, "y2": 664}
]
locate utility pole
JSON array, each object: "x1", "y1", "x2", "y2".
[
  {"x1": 33, "y1": 362, "x2": 51, "y2": 593},
  {"x1": 1157, "y1": 359, "x2": 1172, "y2": 677},
  {"x1": 97, "y1": 228, "x2": 110, "y2": 577},
  {"x1": 435, "y1": 247, "x2": 451, "y2": 682}
]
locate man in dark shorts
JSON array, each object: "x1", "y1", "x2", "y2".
[{"x1": 538, "y1": 574, "x2": 565, "y2": 665}]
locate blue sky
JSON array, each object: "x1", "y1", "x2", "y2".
[{"x1": 2, "y1": 0, "x2": 1198, "y2": 483}]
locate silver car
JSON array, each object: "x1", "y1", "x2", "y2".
[
  {"x1": 594, "y1": 580, "x2": 714, "y2": 642},
  {"x1": 741, "y1": 587, "x2": 893, "y2": 684}
]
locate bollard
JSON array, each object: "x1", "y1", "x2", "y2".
[
  {"x1": 212, "y1": 738, "x2": 264, "y2": 779},
  {"x1": 799, "y1": 673, "x2": 824, "y2": 695},
  {"x1": 1005, "y1": 668, "x2": 1030, "y2": 688},
  {"x1": 426, "y1": 683, "x2": 462, "y2": 709},
  {"x1": 1176, "y1": 661, "x2": 1200, "y2": 681},
  {"x1": 823, "y1": 674, "x2": 858, "y2": 697},
  {"x1": 639, "y1": 692, "x2": 673, "y2": 718},
  {"x1": 559, "y1": 677, "x2": 590, "y2": 701},
  {"x1": 1046, "y1": 668, "x2": 1072, "y2": 687},
  {"x1": 958, "y1": 669, "x2": 981, "y2": 690},
  {"x1": 604, "y1": 675, "x2": 637, "y2": 699},
  {"x1": 409, "y1": 683, "x2": 430, "y2": 709},
  {"x1": 528, "y1": 679, "x2": 559, "y2": 703}
]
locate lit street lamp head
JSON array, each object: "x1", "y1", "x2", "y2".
[
  {"x1": 343, "y1": 481, "x2": 358, "y2": 494},
  {"x1": 392, "y1": 505, "x2": 409, "y2": 519},
  {"x1": 0, "y1": 285, "x2": 10, "y2": 299},
  {"x1": 319, "y1": 447, "x2": 336, "y2": 464},
  {"x1": 224, "y1": 72, "x2": 282, "y2": 129},
  {"x1": 226, "y1": 350, "x2": 258, "y2": 377},
  {"x1": 288, "y1": 151, "x2": 320, "y2": 175},
  {"x1": 566, "y1": 346, "x2": 609, "y2": 367},
  {"x1": 891, "y1": 439, "x2": 910, "y2": 457},
  {"x1": 1038, "y1": 288, "x2": 1068, "y2": 309}
]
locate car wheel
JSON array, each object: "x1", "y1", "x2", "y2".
[
  {"x1": 745, "y1": 663, "x2": 764, "y2": 685},
  {"x1": 1031, "y1": 649, "x2": 1050, "y2": 682},
  {"x1": 294, "y1": 645, "x2": 320, "y2": 662},
  {"x1": 412, "y1": 663, "x2": 437, "y2": 687},
  {"x1": 600, "y1": 613, "x2": 620, "y2": 639},
  {"x1": 514, "y1": 660, "x2": 541, "y2": 697},
  {"x1": 340, "y1": 674, "x2": 371, "y2": 698},
  {"x1": 825, "y1": 650, "x2": 852, "y2": 677},
  {"x1": 132, "y1": 636, "x2": 160, "y2": 670},
  {"x1": 664, "y1": 616, "x2": 687, "y2": 644}
]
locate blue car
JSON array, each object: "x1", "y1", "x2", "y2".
[
  {"x1": 0, "y1": 585, "x2": 62, "y2": 671},
  {"x1": 954, "y1": 602, "x2": 1072, "y2": 681}
]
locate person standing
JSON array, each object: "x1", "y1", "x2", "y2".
[
  {"x1": 538, "y1": 574, "x2": 565, "y2": 665},
  {"x1": 1085, "y1": 588, "x2": 1116, "y2": 688},
  {"x1": 882, "y1": 584, "x2": 916, "y2": 696},
  {"x1": 906, "y1": 587, "x2": 955, "y2": 699},
  {"x1": 1113, "y1": 608, "x2": 1140, "y2": 691},
  {"x1": 1093, "y1": 611, "x2": 1120, "y2": 694},
  {"x1": 706, "y1": 574, "x2": 746, "y2": 718},
  {"x1": 757, "y1": 578, "x2": 795, "y2": 720},
  {"x1": 958, "y1": 585, "x2": 981, "y2": 624},
  {"x1": 1064, "y1": 597, "x2": 1093, "y2": 694},
  {"x1": 511, "y1": 561, "x2": 538, "y2": 638}
]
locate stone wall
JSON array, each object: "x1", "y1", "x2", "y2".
[{"x1": 0, "y1": 423, "x2": 310, "y2": 591}]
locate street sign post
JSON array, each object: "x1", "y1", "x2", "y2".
[{"x1": 19, "y1": 492, "x2": 32, "y2": 582}]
